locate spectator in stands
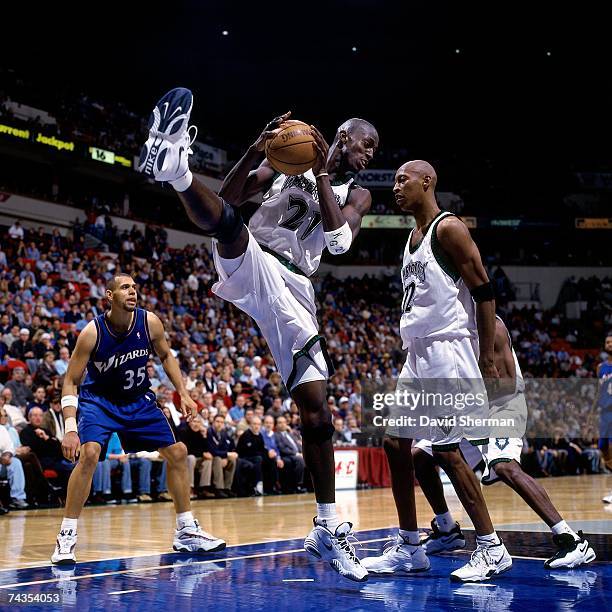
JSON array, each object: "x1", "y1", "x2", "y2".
[
  {"x1": 266, "y1": 397, "x2": 284, "y2": 420},
  {"x1": 19, "y1": 407, "x2": 74, "y2": 487},
  {"x1": 207, "y1": 414, "x2": 237, "y2": 498},
  {"x1": 8, "y1": 221, "x2": 24, "y2": 241},
  {"x1": 179, "y1": 418, "x2": 214, "y2": 499},
  {"x1": 35, "y1": 351, "x2": 59, "y2": 389},
  {"x1": 0, "y1": 422, "x2": 29, "y2": 509},
  {"x1": 42, "y1": 394, "x2": 64, "y2": 441},
  {"x1": 92, "y1": 433, "x2": 137, "y2": 503},
  {"x1": 27, "y1": 386, "x2": 49, "y2": 413},
  {"x1": 332, "y1": 417, "x2": 352, "y2": 446},
  {"x1": 274, "y1": 415, "x2": 305, "y2": 493},
  {"x1": 9, "y1": 330, "x2": 34, "y2": 361},
  {"x1": 0, "y1": 391, "x2": 26, "y2": 431},
  {"x1": 53, "y1": 347, "x2": 70, "y2": 377},
  {"x1": 236, "y1": 416, "x2": 266, "y2": 496},
  {"x1": 229, "y1": 394, "x2": 246, "y2": 424},
  {"x1": 4, "y1": 367, "x2": 34, "y2": 409},
  {"x1": 213, "y1": 382, "x2": 232, "y2": 409},
  {"x1": 261, "y1": 415, "x2": 283, "y2": 494}
]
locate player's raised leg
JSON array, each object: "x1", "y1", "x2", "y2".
[
  {"x1": 360, "y1": 437, "x2": 430, "y2": 575},
  {"x1": 158, "y1": 441, "x2": 226, "y2": 553}
]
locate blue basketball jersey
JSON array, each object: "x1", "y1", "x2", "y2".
[
  {"x1": 598, "y1": 361, "x2": 612, "y2": 408},
  {"x1": 81, "y1": 308, "x2": 153, "y2": 402}
]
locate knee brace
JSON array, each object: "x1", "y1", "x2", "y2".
[
  {"x1": 301, "y1": 422, "x2": 335, "y2": 444},
  {"x1": 203, "y1": 199, "x2": 245, "y2": 244}
]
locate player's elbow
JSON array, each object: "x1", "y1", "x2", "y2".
[{"x1": 324, "y1": 222, "x2": 352, "y2": 255}]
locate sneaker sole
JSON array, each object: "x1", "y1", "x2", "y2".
[
  {"x1": 51, "y1": 557, "x2": 76, "y2": 565},
  {"x1": 304, "y1": 540, "x2": 368, "y2": 582},
  {"x1": 139, "y1": 87, "x2": 193, "y2": 177},
  {"x1": 366, "y1": 566, "x2": 431, "y2": 576},
  {"x1": 173, "y1": 542, "x2": 226, "y2": 554}
]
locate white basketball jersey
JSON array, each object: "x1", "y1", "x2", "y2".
[
  {"x1": 399, "y1": 211, "x2": 476, "y2": 347},
  {"x1": 248, "y1": 169, "x2": 355, "y2": 276}
]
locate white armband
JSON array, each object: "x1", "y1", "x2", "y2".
[
  {"x1": 324, "y1": 221, "x2": 352, "y2": 255},
  {"x1": 65, "y1": 417, "x2": 78, "y2": 434},
  {"x1": 61, "y1": 395, "x2": 78, "y2": 410}
]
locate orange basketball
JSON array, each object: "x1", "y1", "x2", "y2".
[{"x1": 265, "y1": 120, "x2": 317, "y2": 176}]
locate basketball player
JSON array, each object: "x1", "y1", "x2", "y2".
[
  {"x1": 363, "y1": 160, "x2": 511, "y2": 582},
  {"x1": 138, "y1": 88, "x2": 378, "y2": 581},
  {"x1": 598, "y1": 334, "x2": 612, "y2": 503},
  {"x1": 51, "y1": 273, "x2": 225, "y2": 564},
  {"x1": 411, "y1": 316, "x2": 596, "y2": 568}
]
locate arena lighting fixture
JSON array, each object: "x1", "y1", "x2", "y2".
[
  {"x1": 352, "y1": 46, "x2": 357, "y2": 52},
  {"x1": 222, "y1": 30, "x2": 229, "y2": 36}
]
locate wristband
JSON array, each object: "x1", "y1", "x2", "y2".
[
  {"x1": 61, "y1": 395, "x2": 78, "y2": 410},
  {"x1": 470, "y1": 281, "x2": 495, "y2": 303},
  {"x1": 65, "y1": 417, "x2": 78, "y2": 434},
  {"x1": 316, "y1": 172, "x2": 329, "y2": 179}
]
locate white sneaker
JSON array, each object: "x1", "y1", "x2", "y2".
[
  {"x1": 304, "y1": 519, "x2": 368, "y2": 582},
  {"x1": 51, "y1": 528, "x2": 77, "y2": 565},
  {"x1": 602, "y1": 492, "x2": 612, "y2": 504},
  {"x1": 548, "y1": 569, "x2": 598, "y2": 593},
  {"x1": 450, "y1": 541, "x2": 512, "y2": 582},
  {"x1": 544, "y1": 531, "x2": 596, "y2": 569},
  {"x1": 138, "y1": 87, "x2": 197, "y2": 182},
  {"x1": 421, "y1": 519, "x2": 466, "y2": 554},
  {"x1": 361, "y1": 535, "x2": 430, "y2": 575},
  {"x1": 173, "y1": 520, "x2": 226, "y2": 553}
]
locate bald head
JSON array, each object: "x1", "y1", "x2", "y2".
[
  {"x1": 398, "y1": 160, "x2": 437, "y2": 190},
  {"x1": 334, "y1": 118, "x2": 379, "y2": 173},
  {"x1": 337, "y1": 118, "x2": 378, "y2": 139}
]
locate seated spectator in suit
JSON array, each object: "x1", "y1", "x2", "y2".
[
  {"x1": 19, "y1": 406, "x2": 74, "y2": 487},
  {"x1": 35, "y1": 351, "x2": 59, "y2": 389},
  {"x1": 0, "y1": 391, "x2": 27, "y2": 431},
  {"x1": 9, "y1": 331, "x2": 34, "y2": 362},
  {"x1": 274, "y1": 415, "x2": 305, "y2": 492},
  {"x1": 0, "y1": 419, "x2": 29, "y2": 509},
  {"x1": 236, "y1": 416, "x2": 266, "y2": 496},
  {"x1": 261, "y1": 415, "x2": 283, "y2": 494},
  {"x1": 179, "y1": 418, "x2": 214, "y2": 499},
  {"x1": 207, "y1": 414, "x2": 237, "y2": 498},
  {"x1": 332, "y1": 417, "x2": 353, "y2": 446}
]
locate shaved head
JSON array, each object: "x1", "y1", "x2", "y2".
[
  {"x1": 398, "y1": 160, "x2": 438, "y2": 190},
  {"x1": 337, "y1": 118, "x2": 378, "y2": 139}
]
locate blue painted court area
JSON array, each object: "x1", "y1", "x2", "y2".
[{"x1": 0, "y1": 529, "x2": 609, "y2": 611}]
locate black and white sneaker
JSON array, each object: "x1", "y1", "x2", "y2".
[
  {"x1": 304, "y1": 519, "x2": 368, "y2": 582},
  {"x1": 51, "y1": 529, "x2": 77, "y2": 564},
  {"x1": 138, "y1": 87, "x2": 197, "y2": 183},
  {"x1": 544, "y1": 531, "x2": 596, "y2": 569},
  {"x1": 450, "y1": 540, "x2": 512, "y2": 582},
  {"x1": 421, "y1": 519, "x2": 466, "y2": 554}
]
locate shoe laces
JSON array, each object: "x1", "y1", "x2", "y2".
[
  {"x1": 468, "y1": 544, "x2": 495, "y2": 568},
  {"x1": 184, "y1": 519, "x2": 218, "y2": 541},
  {"x1": 382, "y1": 536, "x2": 403, "y2": 555},
  {"x1": 57, "y1": 529, "x2": 76, "y2": 551},
  {"x1": 334, "y1": 531, "x2": 361, "y2": 564},
  {"x1": 185, "y1": 125, "x2": 198, "y2": 153}
]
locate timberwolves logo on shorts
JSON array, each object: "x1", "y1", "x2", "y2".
[{"x1": 495, "y1": 438, "x2": 509, "y2": 451}]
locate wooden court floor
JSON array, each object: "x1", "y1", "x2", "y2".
[{"x1": 1, "y1": 474, "x2": 611, "y2": 570}]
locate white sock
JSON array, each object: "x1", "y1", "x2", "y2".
[
  {"x1": 398, "y1": 529, "x2": 420, "y2": 546},
  {"x1": 176, "y1": 511, "x2": 195, "y2": 530},
  {"x1": 170, "y1": 170, "x2": 193, "y2": 192},
  {"x1": 551, "y1": 520, "x2": 580, "y2": 541},
  {"x1": 316, "y1": 503, "x2": 340, "y2": 532},
  {"x1": 476, "y1": 532, "x2": 501, "y2": 547},
  {"x1": 255, "y1": 481, "x2": 264, "y2": 494},
  {"x1": 61, "y1": 518, "x2": 77, "y2": 533},
  {"x1": 435, "y1": 511, "x2": 455, "y2": 533}
]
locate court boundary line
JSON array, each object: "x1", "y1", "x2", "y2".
[{"x1": 0, "y1": 537, "x2": 390, "y2": 589}]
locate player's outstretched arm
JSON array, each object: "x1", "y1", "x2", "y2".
[
  {"x1": 147, "y1": 312, "x2": 197, "y2": 421},
  {"x1": 436, "y1": 216, "x2": 499, "y2": 379},
  {"x1": 219, "y1": 112, "x2": 290, "y2": 206},
  {"x1": 61, "y1": 321, "x2": 98, "y2": 462}
]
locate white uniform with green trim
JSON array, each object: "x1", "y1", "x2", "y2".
[
  {"x1": 212, "y1": 170, "x2": 354, "y2": 390},
  {"x1": 390, "y1": 212, "x2": 487, "y2": 449}
]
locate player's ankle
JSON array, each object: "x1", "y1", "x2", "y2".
[
  {"x1": 551, "y1": 520, "x2": 580, "y2": 541},
  {"x1": 61, "y1": 518, "x2": 78, "y2": 532}
]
